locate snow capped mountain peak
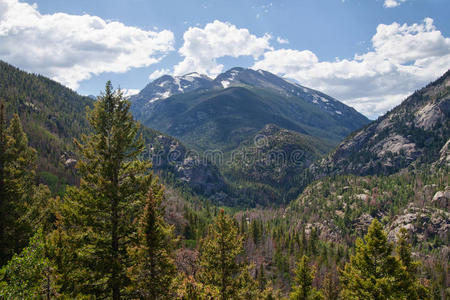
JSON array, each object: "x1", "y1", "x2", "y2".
[{"x1": 131, "y1": 67, "x2": 363, "y2": 121}]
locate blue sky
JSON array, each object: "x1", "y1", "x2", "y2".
[{"x1": 1, "y1": 0, "x2": 449, "y2": 118}]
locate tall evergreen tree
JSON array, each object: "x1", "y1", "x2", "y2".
[
  {"x1": 60, "y1": 81, "x2": 152, "y2": 299},
  {"x1": 126, "y1": 183, "x2": 176, "y2": 299},
  {"x1": 339, "y1": 219, "x2": 407, "y2": 299},
  {"x1": 290, "y1": 255, "x2": 323, "y2": 300},
  {"x1": 0, "y1": 100, "x2": 6, "y2": 265},
  {"x1": 395, "y1": 228, "x2": 429, "y2": 299},
  {"x1": 198, "y1": 209, "x2": 245, "y2": 300},
  {"x1": 0, "y1": 112, "x2": 37, "y2": 265}
]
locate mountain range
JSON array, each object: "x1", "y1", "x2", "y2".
[
  {"x1": 1, "y1": 59, "x2": 448, "y2": 207},
  {"x1": 130, "y1": 67, "x2": 370, "y2": 149},
  {"x1": 129, "y1": 67, "x2": 372, "y2": 204}
]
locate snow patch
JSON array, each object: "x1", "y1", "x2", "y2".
[
  {"x1": 173, "y1": 77, "x2": 183, "y2": 92},
  {"x1": 157, "y1": 80, "x2": 169, "y2": 87},
  {"x1": 335, "y1": 110, "x2": 342, "y2": 115},
  {"x1": 221, "y1": 80, "x2": 230, "y2": 88},
  {"x1": 186, "y1": 72, "x2": 203, "y2": 78},
  {"x1": 319, "y1": 96, "x2": 329, "y2": 103},
  {"x1": 182, "y1": 75, "x2": 195, "y2": 82}
]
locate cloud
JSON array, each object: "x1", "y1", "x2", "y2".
[
  {"x1": 0, "y1": 0, "x2": 175, "y2": 89},
  {"x1": 383, "y1": 0, "x2": 406, "y2": 8},
  {"x1": 253, "y1": 18, "x2": 450, "y2": 118},
  {"x1": 173, "y1": 20, "x2": 272, "y2": 76},
  {"x1": 276, "y1": 37, "x2": 289, "y2": 44},
  {"x1": 149, "y1": 68, "x2": 171, "y2": 80}
]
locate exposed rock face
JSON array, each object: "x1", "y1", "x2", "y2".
[
  {"x1": 387, "y1": 204, "x2": 450, "y2": 246},
  {"x1": 436, "y1": 139, "x2": 450, "y2": 167},
  {"x1": 311, "y1": 70, "x2": 450, "y2": 178},
  {"x1": 148, "y1": 135, "x2": 229, "y2": 201},
  {"x1": 431, "y1": 187, "x2": 450, "y2": 210}
]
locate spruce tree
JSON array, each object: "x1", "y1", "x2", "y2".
[
  {"x1": 395, "y1": 228, "x2": 429, "y2": 299},
  {"x1": 198, "y1": 209, "x2": 245, "y2": 300},
  {"x1": 60, "y1": 81, "x2": 152, "y2": 299},
  {"x1": 0, "y1": 112, "x2": 37, "y2": 265},
  {"x1": 126, "y1": 183, "x2": 176, "y2": 299},
  {"x1": 339, "y1": 219, "x2": 405, "y2": 299},
  {"x1": 290, "y1": 255, "x2": 323, "y2": 300}
]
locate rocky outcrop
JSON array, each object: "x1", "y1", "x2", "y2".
[
  {"x1": 431, "y1": 186, "x2": 450, "y2": 210},
  {"x1": 148, "y1": 134, "x2": 229, "y2": 201},
  {"x1": 311, "y1": 70, "x2": 450, "y2": 178},
  {"x1": 436, "y1": 139, "x2": 450, "y2": 167},
  {"x1": 387, "y1": 204, "x2": 450, "y2": 247}
]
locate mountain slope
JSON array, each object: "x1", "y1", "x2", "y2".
[
  {"x1": 131, "y1": 72, "x2": 218, "y2": 120},
  {"x1": 0, "y1": 60, "x2": 93, "y2": 190},
  {"x1": 223, "y1": 124, "x2": 334, "y2": 205},
  {"x1": 0, "y1": 60, "x2": 228, "y2": 199},
  {"x1": 311, "y1": 69, "x2": 450, "y2": 177},
  {"x1": 131, "y1": 68, "x2": 370, "y2": 151}
]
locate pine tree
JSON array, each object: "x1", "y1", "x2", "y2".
[
  {"x1": 290, "y1": 255, "x2": 323, "y2": 300},
  {"x1": 0, "y1": 112, "x2": 37, "y2": 265},
  {"x1": 126, "y1": 183, "x2": 176, "y2": 299},
  {"x1": 339, "y1": 219, "x2": 405, "y2": 299},
  {"x1": 198, "y1": 209, "x2": 245, "y2": 300},
  {"x1": 321, "y1": 271, "x2": 339, "y2": 300},
  {"x1": 257, "y1": 263, "x2": 267, "y2": 291},
  {"x1": 60, "y1": 81, "x2": 152, "y2": 299},
  {"x1": 175, "y1": 274, "x2": 219, "y2": 299},
  {"x1": 395, "y1": 228, "x2": 429, "y2": 299}
]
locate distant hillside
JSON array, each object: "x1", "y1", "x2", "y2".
[
  {"x1": 0, "y1": 60, "x2": 93, "y2": 191},
  {"x1": 0, "y1": 60, "x2": 228, "y2": 199},
  {"x1": 311, "y1": 69, "x2": 450, "y2": 178},
  {"x1": 222, "y1": 124, "x2": 334, "y2": 205}
]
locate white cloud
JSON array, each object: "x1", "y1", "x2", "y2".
[
  {"x1": 253, "y1": 18, "x2": 450, "y2": 118},
  {"x1": 384, "y1": 0, "x2": 406, "y2": 8},
  {"x1": 121, "y1": 88, "x2": 140, "y2": 97},
  {"x1": 0, "y1": 0, "x2": 175, "y2": 89},
  {"x1": 173, "y1": 20, "x2": 272, "y2": 76},
  {"x1": 149, "y1": 68, "x2": 171, "y2": 80},
  {"x1": 276, "y1": 36, "x2": 289, "y2": 44}
]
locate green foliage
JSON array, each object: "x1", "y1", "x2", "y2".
[
  {"x1": 0, "y1": 60, "x2": 93, "y2": 188},
  {"x1": 0, "y1": 111, "x2": 37, "y2": 265},
  {"x1": 0, "y1": 229, "x2": 57, "y2": 299},
  {"x1": 198, "y1": 209, "x2": 258, "y2": 299},
  {"x1": 127, "y1": 184, "x2": 177, "y2": 299},
  {"x1": 290, "y1": 255, "x2": 323, "y2": 300},
  {"x1": 395, "y1": 228, "x2": 429, "y2": 299},
  {"x1": 339, "y1": 219, "x2": 430, "y2": 299},
  {"x1": 58, "y1": 81, "x2": 152, "y2": 298},
  {"x1": 175, "y1": 275, "x2": 220, "y2": 299}
]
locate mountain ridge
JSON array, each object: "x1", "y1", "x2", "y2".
[
  {"x1": 130, "y1": 67, "x2": 370, "y2": 149},
  {"x1": 311, "y1": 69, "x2": 450, "y2": 178}
]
